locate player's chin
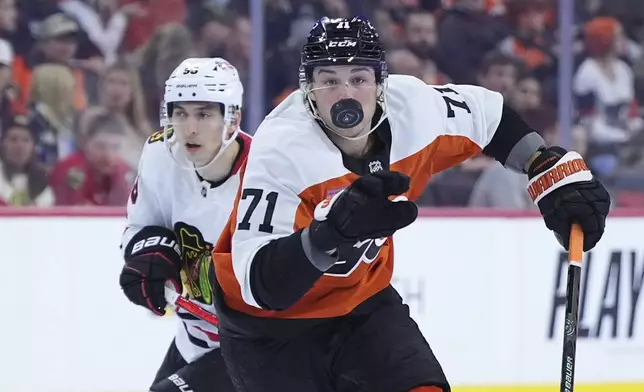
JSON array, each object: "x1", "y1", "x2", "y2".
[
  {"x1": 184, "y1": 149, "x2": 205, "y2": 165},
  {"x1": 333, "y1": 123, "x2": 370, "y2": 139}
]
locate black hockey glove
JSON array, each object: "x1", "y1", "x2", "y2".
[
  {"x1": 308, "y1": 171, "x2": 418, "y2": 252},
  {"x1": 527, "y1": 146, "x2": 611, "y2": 251},
  {"x1": 120, "y1": 226, "x2": 183, "y2": 315}
]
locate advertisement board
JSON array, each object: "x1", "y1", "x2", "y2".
[
  {"x1": 1, "y1": 208, "x2": 642, "y2": 392},
  {"x1": 392, "y1": 215, "x2": 644, "y2": 391}
]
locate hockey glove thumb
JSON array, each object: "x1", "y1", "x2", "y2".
[
  {"x1": 120, "y1": 226, "x2": 183, "y2": 315},
  {"x1": 527, "y1": 146, "x2": 610, "y2": 251},
  {"x1": 309, "y1": 171, "x2": 418, "y2": 251}
]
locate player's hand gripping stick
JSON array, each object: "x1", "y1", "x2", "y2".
[
  {"x1": 559, "y1": 224, "x2": 584, "y2": 392},
  {"x1": 164, "y1": 284, "x2": 219, "y2": 327}
]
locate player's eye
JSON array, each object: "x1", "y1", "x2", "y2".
[
  {"x1": 173, "y1": 111, "x2": 188, "y2": 118},
  {"x1": 198, "y1": 112, "x2": 211, "y2": 119},
  {"x1": 322, "y1": 79, "x2": 338, "y2": 86},
  {"x1": 351, "y1": 77, "x2": 367, "y2": 85}
]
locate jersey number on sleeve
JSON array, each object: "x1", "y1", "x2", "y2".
[
  {"x1": 237, "y1": 188, "x2": 278, "y2": 233},
  {"x1": 434, "y1": 87, "x2": 471, "y2": 118}
]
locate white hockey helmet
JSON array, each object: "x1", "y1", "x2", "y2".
[{"x1": 163, "y1": 57, "x2": 243, "y2": 170}]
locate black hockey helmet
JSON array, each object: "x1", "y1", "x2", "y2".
[{"x1": 299, "y1": 16, "x2": 388, "y2": 87}]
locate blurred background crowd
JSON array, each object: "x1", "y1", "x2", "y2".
[{"x1": 0, "y1": 0, "x2": 642, "y2": 208}]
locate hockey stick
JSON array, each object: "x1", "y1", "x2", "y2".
[
  {"x1": 559, "y1": 223, "x2": 584, "y2": 392},
  {"x1": 164, "y1": 285, "x2": 219, "y2": 327}
]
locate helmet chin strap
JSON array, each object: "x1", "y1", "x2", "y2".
[
  {"x1": 193, "y1": 132, "x2": 237, "y2": 182},
  {"x1": 164, "y1": 124, "x2": 238, "y2": 182}
]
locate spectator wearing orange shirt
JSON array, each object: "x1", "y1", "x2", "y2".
[
  {"x1": 49, "y1": 112, "x2": 133, "y2": 206},
  {"x1": 498, "y1": 1, "x2": 554, "y2": 80}
]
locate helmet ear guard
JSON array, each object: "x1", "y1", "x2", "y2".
[{"x1": 224, "y1": 104, "x2": 242, "y2": 137}]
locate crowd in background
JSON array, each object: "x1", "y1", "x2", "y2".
[{"x1": 0, "y1": 0, "x2": 642, "y2": 208}]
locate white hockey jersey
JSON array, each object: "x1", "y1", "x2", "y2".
[
  {"x1": 573, "y1": 57, "x2": 641, "y2": 144},
  {"x1": 122, "y1": 129, "x2": 251, "y2": 362},
  {"x1": 213, "y1": 74, "x2": 504, "y2": 319}
]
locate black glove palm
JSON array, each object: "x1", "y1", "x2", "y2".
[
  {"x1": 527, "y1": 147, "x2": 611, "y2": 251},
  {"x1": 309, "y1": 171, "x2": 418, "y2": 251}
]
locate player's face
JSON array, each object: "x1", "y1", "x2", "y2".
[
  {"x1": 170, "y1": 102, "x2": 226, "y2": 166},
  {"x1": 310, "y1": 65, "x2": 378, "y2": 138}
]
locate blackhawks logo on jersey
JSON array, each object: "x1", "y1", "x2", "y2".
[
  {"x1": 147, "y1": 128, "x2": 174, "y2": 144},
  {"x1": 173, "y1": 222, "x2": 214, "y2": 305}
]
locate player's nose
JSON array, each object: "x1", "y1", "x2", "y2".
[
  {"x1": 337, "y1": 82, "x2": 354, "y2": 100},
  {"x1": 183, "y1": 117, "x2": 199, "y2": 135}
]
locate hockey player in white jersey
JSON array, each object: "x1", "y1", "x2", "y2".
[{"x1": 119, "y1": 57, "x2": 249, "y2": 392}]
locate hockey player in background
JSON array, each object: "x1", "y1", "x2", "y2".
[
  {"x1": 119, "y1": 57, "x2": 249, "y2": 392},
  {"x1": 211, "y1": 16, "x2": 611, "y2": 392}
]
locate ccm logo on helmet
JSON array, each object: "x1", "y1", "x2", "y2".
[{"x1": 328, "y1": 40, "x2": 357, "y2": 48}]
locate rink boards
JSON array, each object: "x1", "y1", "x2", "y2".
[{"x1": 1, "y1": 209, "x2": 642, "y2": 392}]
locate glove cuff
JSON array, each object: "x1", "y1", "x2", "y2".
[
  {"x1": 124, "y1": 226, "x2": 181, "y2": 263},
  {"x1": 308, "y1": 219, "x2": 344, "y2": 252},
  {"x1": 526, "y1": 147, "x2": 593, "y2": 204}
]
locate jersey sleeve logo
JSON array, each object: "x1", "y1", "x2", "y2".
[
  {"x1": 147, "y1": 128, "x2": 174, "y2": 144},
  {"x1": 174, "y1": 222, "x2": 214, "y2": 305}
]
